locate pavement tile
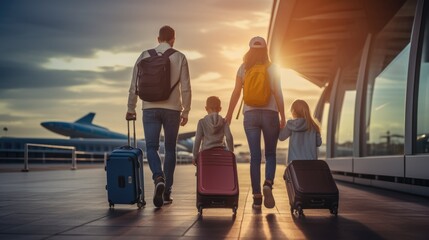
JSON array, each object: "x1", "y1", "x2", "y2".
[{"x1": 0, "y1": 163, "x2": 428, "y2": 239}]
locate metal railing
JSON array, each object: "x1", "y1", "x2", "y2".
[
  {"x1": 23, "y1": 143, "x2": 77, "y2": 172},
  {"x1": 18, "y1": 143, "x2": 193, "y2": 172}
]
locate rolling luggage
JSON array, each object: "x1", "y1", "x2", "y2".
[
  {"x1": 105, "y1": 120, "x2": 145, "y2": 208},
  {"x1": 196, "y1": 148, "x2": 239, "y2": 216},
  {"x1": 284, "y1": 160, "x2": 339, "y2": 216}
]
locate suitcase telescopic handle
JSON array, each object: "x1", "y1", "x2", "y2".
[{"x1": 127, "y1": 120, "x2": 137, "y2": 148}]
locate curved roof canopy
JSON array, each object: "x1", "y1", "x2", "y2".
[{"x1": 268, "y1": 0, "x2": 407, "y2": 87}]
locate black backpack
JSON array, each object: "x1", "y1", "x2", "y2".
[{"x1": 135, "y1": 48, "x2": 178, "y2": 102}]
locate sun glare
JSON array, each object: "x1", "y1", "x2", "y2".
[{"x1": 281, "y1": 68, "x2": 318, "y2": 90}]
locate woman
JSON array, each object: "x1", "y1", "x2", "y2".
[{"x1": 225, "y1": 36, "x2": 285, "y2": 209}]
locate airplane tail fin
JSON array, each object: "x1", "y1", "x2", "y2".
[{"x1": 75, "y1": 112, "x2": 96, "y2": 124}]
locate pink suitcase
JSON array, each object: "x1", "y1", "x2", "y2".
[{"x1": 196, "y1": 148, "x2": 239, "y2": 216}]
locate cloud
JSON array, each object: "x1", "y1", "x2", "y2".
[
  {"x1": 220, "y1": 45, "x2": 248, "y2": 61},
  {"x1": 181, "y1": 50, "x2": 204, "y2": 60},
  {"x1": 67, "y1": 82, "x2": 123, "y2": 94},
  {"x1": 0, "y1": 114, "x2": 27, "y2": 122},
  {"x1": 223, "y1": 12, "x2": 270, "y2": 29},
  {"x1": 0, "y1": 60, "x2": 95, "y2": 90},
  {"x1": 60, "y1": 97, "x2": 126, "y2": 107},
  {"x1": 42, "y1": 51, "x2": 137, "y2": 72}
]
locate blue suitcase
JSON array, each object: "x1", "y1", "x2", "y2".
[{"x1": 106, "y1": 120, "x2": 146, "y2": 208}]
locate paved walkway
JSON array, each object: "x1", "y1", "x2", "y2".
[{"x1": 0, "y1": 163, "x2": 428, "y2": 239}]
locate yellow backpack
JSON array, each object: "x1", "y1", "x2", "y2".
[{"x1": 242, "y1": 63, "x2": 271, "y2": 107}]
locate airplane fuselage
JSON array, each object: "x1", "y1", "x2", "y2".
[{"x1": 41, "y1": 121, "x2": 127, "y2": 139}]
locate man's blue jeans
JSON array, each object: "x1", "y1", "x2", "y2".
[
  {"x1": 243, "y1": 110, "x2": 280, "y2": 195},
  {"x1": 143, "y1": 108, "x2": 180, "y2": 194}
]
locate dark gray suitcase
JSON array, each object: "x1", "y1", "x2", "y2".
[
  {"x1": 284, "y1": 160, "x2": 339, "y2": 216},
  {"x1": 105, "y1": 120, "x2": 145, "y2": 208}
]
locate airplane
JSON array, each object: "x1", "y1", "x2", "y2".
[
  {"x1": 41, "y1": 112, "x2": 195, "y2": 152},
  {"x1": 0, "y1": 112, "x2": 199, "y2": 164},
  {"x1": 41, "y1": 112, "x2": 128, "y2": 139},
  {"x1": 41, "y1": 113, "x2": 196, "y2": 149},
  {"x1": 40, "y1": 112, "x2": 196, "y2": 152}
]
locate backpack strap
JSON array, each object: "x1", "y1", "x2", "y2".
[
  {"x1": 163, "y1": 48, "x2": 180, "y2": 93},
  {"x1": 236, "y1": 98, "x2": 244, "y2": 120},
  {"x1": 162, "y1": 48, "x2": 177, "y2": 57},
  {"x1": 169, "y1": 77, "x2": 181, "y2": 94},
  {"x1": 148, "y1": 49, "x2": 158, "y2": 57},
  {"x1": 135, "y1": 49, "x2": 157, "y2": 95},
  {"x1": 147, "y1": 48, "x2": 176, "y2": 57}
]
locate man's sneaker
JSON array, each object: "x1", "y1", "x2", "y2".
[
  {"x1": 252, "y1": 195, "x2": 262, "y2": 209},
  {"x1": 263, "y1": 181, "x2": 275, "y2": 209},
  {"x1": 153, "y1": 177, "x2": 165, "y2": 208},
  {"x1": 163, "y1": 192, "x2": 173, "y2": 205}
]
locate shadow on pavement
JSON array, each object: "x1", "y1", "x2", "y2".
[{"x1": 292, "y1": 214, "x2": 384, "y2": 240}]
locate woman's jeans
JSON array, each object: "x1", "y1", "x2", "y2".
[
  {"x1": 244, "y1": 110, "x2": 280, "y2": 195},
  {"x1": 143, "y1": 108, "x2": 181, "y2": 194}
]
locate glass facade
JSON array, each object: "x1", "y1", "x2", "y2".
[
  {"x1": 319, "y1": 102, "x2": 330, "y2": 159},
  {"x1": 333, "y1": 57, "x2": 360, "y2": 157},
  {"x1": 334, "y1": 90, "x2": 356, "y2": 157},
  {"x1": 416, "y1": 5, "x2": 429, "y2": 154},
  {"x1": 365, "y1": 1, "x2": 416, "y2": 156}
]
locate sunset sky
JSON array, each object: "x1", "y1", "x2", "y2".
[{"x1": 0, "y1": 0, "x2": 322, "y2": 150}]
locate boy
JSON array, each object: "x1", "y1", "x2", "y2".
[{"x1": 192, "y1": 96, "x2": 234, "y2": 165}]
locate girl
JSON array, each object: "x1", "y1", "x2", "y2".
[{"x1": 279, "y1": 99, "x2": 322, "y2": 163}]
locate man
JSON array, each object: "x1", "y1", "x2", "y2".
[{"x1": 126, "y1": 25, "x2": 191, "y2": 208}]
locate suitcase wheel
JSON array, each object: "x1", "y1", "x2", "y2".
[
  {"x1": 233, "y1": 206, "x2": 237, "y2": 216},
  {"x1": 293, "y1": 204, "x2": 303, "y2": 217},
  {"x1": 330, "y1": 205, "x2": 338, "y2": 216},
  {"x1": 137, "y1": 197, "x2": 146, "y2": 209},
  {"x1": 298, "y1": 206, "x2": 304, "y2": 216},
  {"x1": 109, "y1": 203, "x2": 114, "y2": 208},
  {"x1": 198, "y1": 206, "x2": 203, "y2": 216}
]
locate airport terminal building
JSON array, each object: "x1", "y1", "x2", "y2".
[{"x1": 269, "y1": 0, "x2": 429, "y2": 196}]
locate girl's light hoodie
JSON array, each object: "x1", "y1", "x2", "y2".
[
  {"x1": 279, "y1": 118, "x2": 322, "y2": 163},
  {"x1": 193, "y1": 112, "x2": 234, "y2": 159}
]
